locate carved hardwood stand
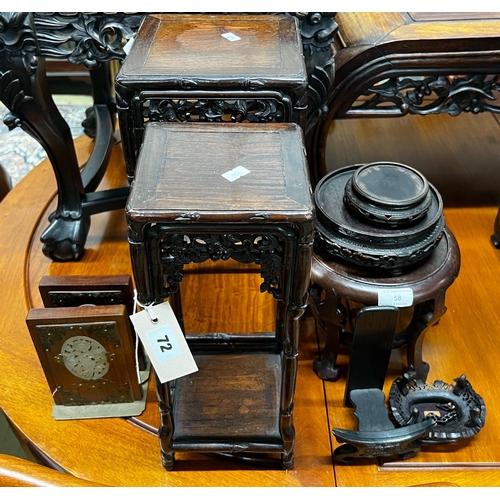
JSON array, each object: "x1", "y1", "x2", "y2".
[
  {"x1": 309, "y1": 163, "x2": 461, "y2": 383},
  {"x1": 126, "y1": 122, "x2": 314, "y2": 470}
]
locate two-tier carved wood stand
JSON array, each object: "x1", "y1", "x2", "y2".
[{"x1": 126, "y1": 122, "x2": 314, "y2": 470}]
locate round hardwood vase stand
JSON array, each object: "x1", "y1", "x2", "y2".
[{"x1": 309, "y1": 162, "x2": 461, "y2": 382}]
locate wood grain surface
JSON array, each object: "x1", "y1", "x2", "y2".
[
  {"x1": 335, "y1": 12, "x2": 500, "y2": 51},
  {"x1": 0, "y1": 453, "x2": 103, "y2": 486},
  {"x1": 326, "y1": 112, "x2": 500, "y2": 207},
  {"x1": 2, "y1": 132, "x2": 500, "y2": 486},
  {"x1": 0, "y1": 136, "x2": 332, "y2": 486},
  {"x1": 127, "y1": 122, "x2": 312, "y2": 222},
  {"x1": 120, "y1": 14, "x2": 306, "y2": 80}
]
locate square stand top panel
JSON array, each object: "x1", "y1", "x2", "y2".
[
  {"x1": 126, "y1": 122, "x2": 314, "y2": 225},
  {"x1": 117, "y1": 14, "x2": 307, "y2": 88}
]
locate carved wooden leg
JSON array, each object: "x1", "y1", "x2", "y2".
[
  {"x1": 280, "y1": 302, "x2": 301, "y2": 471},
  {"x1": 155, "y1": 373, "x2": 176, "y2": 471},
  {"x1": 168, "y1": 290, "x2": 185, "y2": 332},
  {"x1": 161, "y1": 452, "x2": 175, "y2": 471},
  {"x1": 115, "y1": 83, "x2": 138, "y2": 181},
  {"x1": 404, "y1": 303, "x2": 432, "y2": 382},
  {"x1": 0, "y1": 54, "x2": 90, "y2": 260},
  {"x1": 128, "y1": 221, "x2": 156, "y2": 306},
  {"x1": 309, "y1": 285, "x2": 343, "y2": 380},
  {"x1": 281, "y1": 448, "x2": 294, "y2": 471},
  {"x1": 80, "y1": 62, "x2": 115, "y2": 193},
  {"x1": 1, "y1": 30, "x2": 120, "y2": 261},
  {"x1": 281, "y1": 396, "x2": 295, "y2": 470},
  {"x1": 297, "y1": 13, "x2": 337, "y2": 189}
]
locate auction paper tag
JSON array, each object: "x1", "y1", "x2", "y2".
[
  {"x1": 123, "y1": 35, "x2": 136, "y2": 55},
  {"x1": 130, "y1": 301, "x2": 198, "y2": 383},
  {"x1": 377, "y1": 287, "x2": 414, "y2": 307},
  {"x1": 221, "y1": 32, "x2": 241, "y2": 42},
  {"x1": 222, "y1": 165, "x2": 251, "y2": 182}
]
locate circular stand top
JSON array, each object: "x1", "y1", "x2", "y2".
[{"x1": 314, "y1": 163, "x2": 445, "y2": 271}]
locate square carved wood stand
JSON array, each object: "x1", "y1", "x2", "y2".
[
  {"x1": 115, "y1": 13, "x2": 308, "y2": 180},
  {"x1": 126, "y1": 121, "x2": 314, "y2": 469}
]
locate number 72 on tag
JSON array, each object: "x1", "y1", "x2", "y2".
[{"x1": 147, "y1": 324, "x2": 182, "y2": 363}]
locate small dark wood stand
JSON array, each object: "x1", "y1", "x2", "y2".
[
  {"x1": 126, "y1": 122, "x2": 314, "y2": 470},
  {"x1": 309, "y1": 163, "x2": 461, "y2": 382},
  {"x1": 311, "y1": 229, "x2": 460, "y2": 382},
  {"x1": 115, "y1": 13, "x2": 308, "y2": 181},
  {"x1": 389, "y1": 372, "x2": 486, "y2": 445},
  {"x1": 38, "y1": 274, "x2": 135, "y2": 312}
]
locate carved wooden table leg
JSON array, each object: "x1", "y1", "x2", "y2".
[
  {"x1": 155, "y1": 372, "x2": 175, "y2": 471},
  {"x1": 402, "y1": 292, "x2": 448, "y2": 382},
  {"x1": 296, "y1": 12, "x2": 337, "y2": 189},
  {"x1": 0, "y1": 48, "x2": 89, "y2": 260},
  {"x1": 0, "y1": 12, "x2": 143, "y2": 260}
]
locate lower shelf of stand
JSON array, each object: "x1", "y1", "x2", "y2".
[{"x1": 169, "y1": 351, "x2": 284, "y2": 451}]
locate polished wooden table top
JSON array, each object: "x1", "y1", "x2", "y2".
[
  {"x1": 2, "y1": 136, "x2": 500, "y2": 486},
  {"x1": 336, "y1": 12, "x2": 500, "y2": 54}
]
